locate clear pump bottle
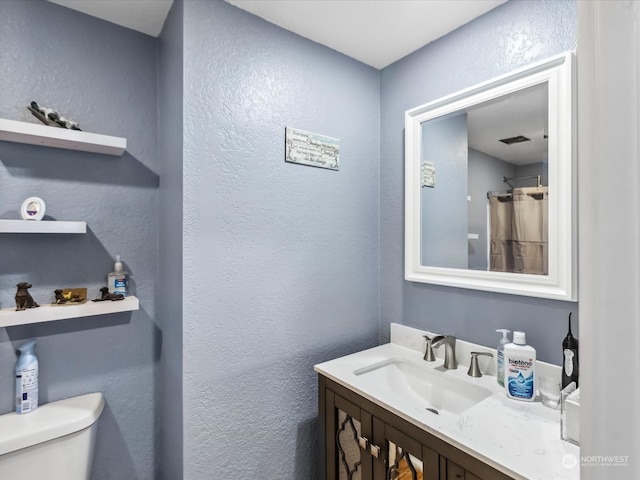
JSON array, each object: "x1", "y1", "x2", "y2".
[
  {"x1": 496, "y1": 329, "x2": 511, "y2": 387},
  {"x1": 108, "y1": 255, "x2": 128, "y2": 296}
]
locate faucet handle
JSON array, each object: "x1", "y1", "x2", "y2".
[
  {"x1": 423, "y1": 335, "x2": 436, "y2": 362},
  {"x1": 467, "y1": 352, "x2": 493, "y2": 377}
]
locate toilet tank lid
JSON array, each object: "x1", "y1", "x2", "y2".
[{"x1": 0, "y1": 392, "x2": 104, "y2": 456}]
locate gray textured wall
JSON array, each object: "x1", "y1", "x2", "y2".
[
  {"x1": 0, "y1": 1, "x2": 583, "y2": 478},
  {"x1": 380, "y1": 0, "x2": 578, "y2": 364},
  {"x1": 181, "y1": 1, "x2": 380, "y2": 478},
  {"x1": 158, "y1": 0, "x2": 184, "y2": 478},
  {"x1": 421, "y1": 114, "x2": 468, "y2": 268},
  {"x1": 0, "y1": 1, "x2": 159, "y2": 478}
]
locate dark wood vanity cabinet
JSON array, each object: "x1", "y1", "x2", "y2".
[{"x1": 318, "y1": 375, "x2": 514, "y2": 480}]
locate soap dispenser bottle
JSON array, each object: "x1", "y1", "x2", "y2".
[
  {"x1": 108, "y1": 255, "x2": 128, "y2": 296},
  {"x1": 562, "y1": 312, "x2": 579, "y2": 389},
  {"x1": 504, "y1": 331, "x2": 536, "y2": 402},
  {"x1": 495, "y1": 329, "x2": 511, "y2": 387},
  {"x1": 15, "y1": 339, "x2": 38, "y2": 414}
]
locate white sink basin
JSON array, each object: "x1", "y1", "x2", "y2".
[{"x1": 353, "y1": 358, "x2": 492, "y2": 416}]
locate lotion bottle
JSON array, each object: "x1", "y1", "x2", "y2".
[
  {"x1": 495, "y1": 329, "x2": 511, "y2": 387},
  {"x1": 15, "y1": 339, "x2": 38, "y2": 414},
  {"x1": 108, "y1": 255, "x2": 128, "y2": 296},
  {"x1": 504, "y1": 331, "x2": 536, "y2": 402}
]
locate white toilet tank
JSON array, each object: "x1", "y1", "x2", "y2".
[{"x1": 0, "y1": 392, "x2": 104, "y2": 480}]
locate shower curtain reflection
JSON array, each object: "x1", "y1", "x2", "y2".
[{"x1": 489, "y1": 186, "x2": 548, "y2": 275}]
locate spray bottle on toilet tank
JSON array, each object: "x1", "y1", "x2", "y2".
[{"x1": 15, "y1": 339, "x2": 38, "y2": 414}]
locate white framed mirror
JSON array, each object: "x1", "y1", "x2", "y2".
[{"x1": 405, "y1": 51, "x2": 576, "y2": 301}]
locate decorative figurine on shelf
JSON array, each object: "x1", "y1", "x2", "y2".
[
  {"x1": 92, "y1": 287, "x2": 124, "y2": 302},
  {"x1": 20, "y1": 197, "x2": 46, "y2": 221},
  {"x1": 53, "y1": 288, "x2": 86, "y2": 305},
  {"x1": 54, "y1": 289, "x2": 66, "y2": 304},
  {"x1": 28, "y1": 101, "x2": 81, "y2": 130},
  {"x1": 15, "y1": 282, "x2": 40, "y2": 311}
]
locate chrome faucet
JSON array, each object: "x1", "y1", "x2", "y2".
[
  {"x1": 423, "y1": 335, "x2": 436, "y2": 361},
  {"x1": 431, "y1": 335, "x2": 458, "y2": 369}
]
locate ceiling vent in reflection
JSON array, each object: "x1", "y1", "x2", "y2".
[{"x1": 499, "y1": 135, "x2": 531, "y2": 145}]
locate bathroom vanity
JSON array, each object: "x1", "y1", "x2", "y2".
[
  {"x1": 318, "y1": 375, "x2": 510, "y2": 480},
  {"x1": 315, "y1": 324, "x2": 579, "y2": 480}
]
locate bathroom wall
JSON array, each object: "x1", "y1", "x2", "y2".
[
  {"x1": 421, "y1": 114, "x2": 468, "y2": 269},
  {"x1": 0, "y1": 1, "x2": 159, "y2": 478},
  {"x1": 158, "y1": 0, "x2": 184, "y2": 477},
  {"x1": 380, "y1": 0, "x2": 578, "y2": 364},
  {"x1": 0, "y1": 0, "x2": 585, "y2": 477},
  {"x1": 181, "y1": 1, "x2": 380, "y2": 477}
]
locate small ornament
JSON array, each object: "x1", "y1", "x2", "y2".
[
  {"x1": 28, "y1": 101, "x2": 81, "y2": 130},
  {"x1": 15, "y1": 282, "x2": 40, "y2": 311},
  {"x1": 52, "y1": 288, "x2": 87, "y2": 305},
  {"x1": 92, "y1": 286, "x2": 125, "y2": 302},
  {"x1": 21, "y1": 197, "x2": 46, "y2": 221}
]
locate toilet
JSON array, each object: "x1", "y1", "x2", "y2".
[{"x1": 0, "y1": 392, "x2": 104, "y2": 479}]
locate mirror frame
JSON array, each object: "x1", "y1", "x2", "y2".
[{"x1": 405, "y1": 51, "x2": 576, "y2": 301}]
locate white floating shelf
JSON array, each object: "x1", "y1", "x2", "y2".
[
  {"x1": 0, "y1": 219, "x2": 86, "y2": 234},
  {"x1": 0, "y1": 118, "x2": 126, "y2": 156},
  {"x1": 0, "y1": 296, "x2": 139, "y2": 328}
]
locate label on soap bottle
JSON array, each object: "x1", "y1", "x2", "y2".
[
  {"x1": 114, "y1": 277, "x2": 127, "y2": 296},
  {"x1": 507, "y1": 370, "x2": 534, "y2": 399},
  {"x1": 505, "y1": 355, "x2": 535, "y2": 401}
]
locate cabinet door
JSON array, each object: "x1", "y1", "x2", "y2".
[
  {"x1": 325, "y1": 390, "x2": 375, "y2": 480},
  {"x1": 446, "y1": 459, "x2": 481, "y2": 480},
  {"x1": 382, "y1": 424, "x2": 441, "y2": 480}
]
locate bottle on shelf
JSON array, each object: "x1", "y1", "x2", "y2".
[{"x1": 108, "y1": 255, "x2": 128, "y2": 297}]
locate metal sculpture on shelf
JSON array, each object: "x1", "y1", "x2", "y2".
[
  {"x1": 92, "y1": 286, "x2": 125, "y2": 302},
  {"x1": 28, "y1": 101, "x2": 81, "y2": 130},
  {"x1": 15, "y1": 282, "x2": 40, "y2": 311}
]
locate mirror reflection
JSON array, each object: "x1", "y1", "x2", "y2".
[{"x1": 420, "y1": 83, "x2": 548, "y2": 275}]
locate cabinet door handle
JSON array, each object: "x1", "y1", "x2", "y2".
[
  {"x1": 370, "y1": 443, "x2": 381, "y2": 458},
  {"x1": 357, "y1": 436, "x2": 369, "y2": 451}
]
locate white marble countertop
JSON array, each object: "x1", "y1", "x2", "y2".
[{"x1": 314, "y1": 324, "x2": 580, "y2": 480}]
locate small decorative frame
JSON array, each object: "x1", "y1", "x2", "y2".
[
  {"x1": 421, "y1": 161, "x2": 435, "y2": 188},
  {"x1": 285, "y1": 127, "x2": 340, "y2": 170},
  {"x1": 52, "y1": 287, "x2": 88, "y2": 305}
]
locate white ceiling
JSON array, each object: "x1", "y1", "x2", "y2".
[
  {"x1": 47, "y1": 0, "x2": 174, "y2": 37},
  {"x1": 227, "y1": 0, "x2": 506, "y2": 69},
  {"x1": 47, "y1": 0, "x2": 506, "y2": 69}
]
